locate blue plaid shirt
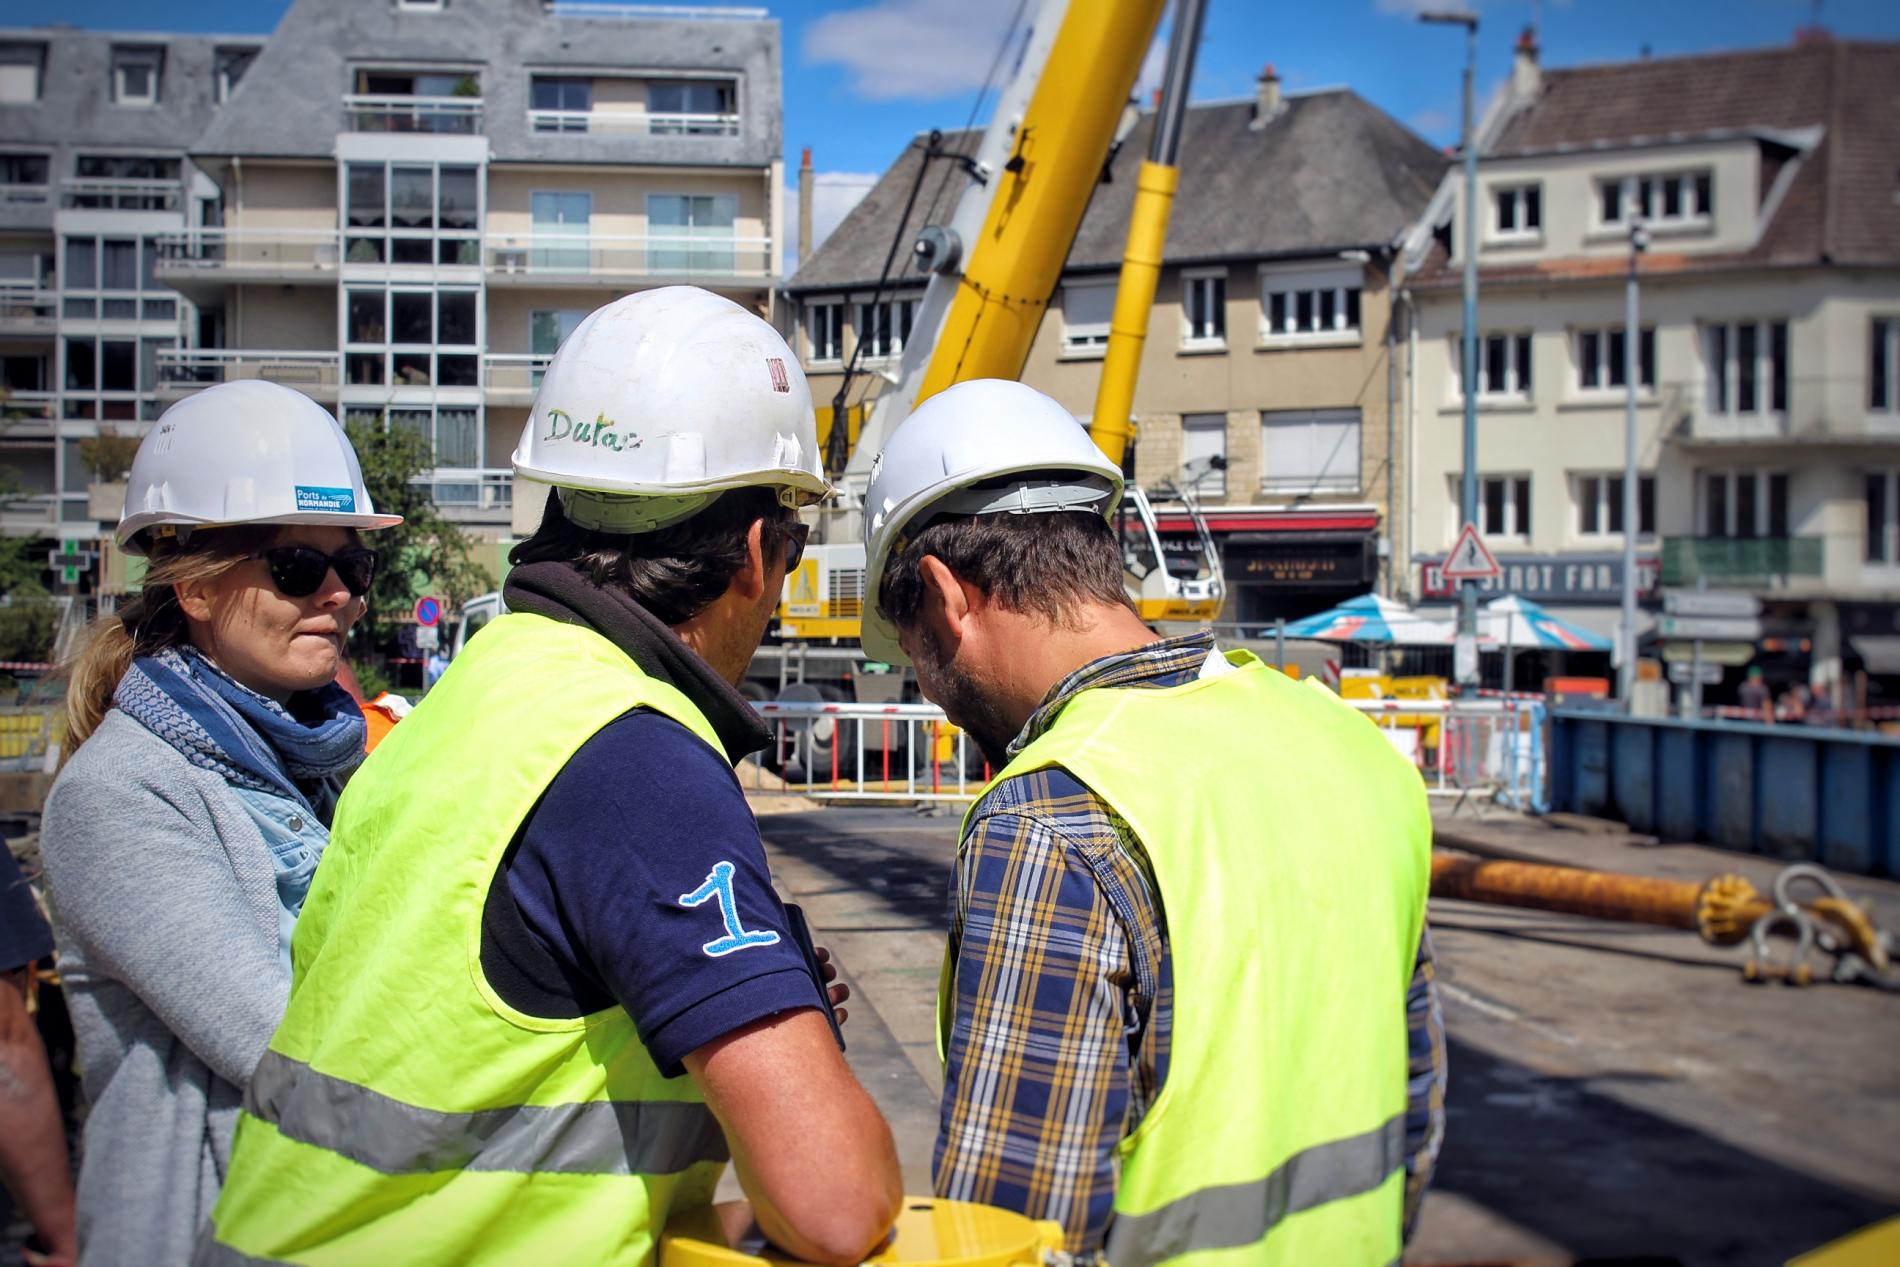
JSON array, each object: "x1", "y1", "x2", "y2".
[{"x1": 933, "y1": 632, "x2": 1446, "y2": 1253}]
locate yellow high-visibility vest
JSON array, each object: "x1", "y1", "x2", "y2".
[
  {"x1": 940, "y1": 651, "x2": 1430, "y2": 1265},
  {"x1": 203, "y1": 613, "x2": 729, "y2": 1266}
]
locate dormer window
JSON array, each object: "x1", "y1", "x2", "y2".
[
  {"x1": 214, "y1": 48, "x2": 257, "y2": 104},
  {"x1": 1598, "y1": 170, "x2": 1712, "y2": 229},
  {"x1": 1492, "y1": 184, "x2": 1541, "y2": 240},
  {"x1": 0, "y1": 44, "x2": 45, "y2": 105},
  {"x1": 112, "y1": 46, "x2": 163, "y2": 107}
]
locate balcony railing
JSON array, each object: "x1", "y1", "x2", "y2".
[
  {"x1": 157, "y1": 349, "x2": 342, "y2": 396},
  {"x1": 155, "y1": 229, "x2": 343, "y2": 275},
  {"x1": 0, "y1": 284, "x2": 56, "y2": 332},
  {"x1": 415, "y1": 468, "x2": 513, "y2": 511},
  {"x1": 483, "y1": 353, "x2": 553, "y2": 396},
  {"x1": 484, "y1": 232, "x2": 771, "y2": 282},
  {"x1": 343, "y1": 94, "x2": 483, "y2": 135},
  {"x1": 0, "y1": 391, "x2": 56, "y2": 424},
  {"x1": 60, "y1": 179, "x2": 180, "y2": 211},
  {"x1": 526, "y1": 109, "x2": 740, "y2": 137},
  {"x1": 0, "y1": 184, "x2": 50, "y2": 206},
  {"x1": 1660, "y1": 536, "x2": 1825, "y2": 587}
]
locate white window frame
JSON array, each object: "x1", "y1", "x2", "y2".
[
  {"x1": 1702, "y1": 319, "x2": 1787, "y2": 418},
  {"x1": 0, "y1": 44, "x2": 45, "y2": 105},
  {"x1": 111, "y1": 48, "x2": 162, "y2": 107},
  {"x1": 1060, "y1": 278, "x2": 1115, "y2": 357},
  {"x1": 1871, "y1": 317, "x2": 1899, "y2": 414},
  {"x1": 1181, "y1": 268, "x2": 1226, "y2": 350},
  {"x1": 214, "y1": 48, "x2": 256, "y2": 104},
  {"x1": 1260, "y1": 408, "x2": 1361, "y2": 496},
  {"x1": 851, "y1": 295, "x2": 917, "y2": 362},
  {"x1": 804, "y1": 300, "x2": 842, "y2": 365},
  {"x1": 1700, "y1": 469, "x2": 1790, "y2": 539},
  {"x1": 1180, "y1": 413, "x2": 1227, "y2": 496},
  {"x1": 1865, "y1": 470, "x2": 1898, "y2": 567},
  {"x1": 1490, "y1": 183, "x2": 1542, "y2": 242},
  {"x1": 1573, "y1": 471, "x2": 1656, "y2": 541},
  {"x1": 1473, "y1": 474, "x2": 1532, "y2": 541},
  {"x1": 1597, "y1": 170, "x2": 1713, "y2": 231},
  {"x1": 1456, "y1": 332, "x2": 1533, "y2": 401},
  {"x1": 396, "y1": 0, "x2": 447, "y2": 10},
  {"x1": 1573, "y1": 325, "x2": 1656, "y2": 395},
  {"x1": 1258, "y1": 262, "x2": 1363, "y2": 346}
]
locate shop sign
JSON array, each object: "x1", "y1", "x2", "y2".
[
  {"x1": 1229, "y1": 538, "x2": 1372, "y2": 587},
  {"x1": 1419, "y1": 553, "x2": 1658, "y2": 602}
]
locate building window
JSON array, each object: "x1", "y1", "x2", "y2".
[
  {"x1": 0, "y1": 153, "x2": 49, "y2": 197},
  {"x1": 805, "y1": 301, "x2": 841, "y2": 363},
  {"x1": 1182, "y1": 271, "x2": 1225, "y2": 347},
  {"x1": 1181, "y1": 413, "x2": 1226, "y2": 496},
  {"x1": 530, "y1": 77, "x2": 592, "y2": 132},
  {"x1": 1704, "y1": 320, "x2": 1787, "y2": 415},
  {"x1": 648, "y1": 193, "x2": 736, "y2": 273},
  {"x1": 1599, "y1": 171, "x2": 1712, "y2": 228},
  {"x1": 1479, "y1": 475, "x2": 1532, "y2": 539},
  {"x1": 1872, "y1": 319, "x2": 1898, "y2": 413},
  {"x1": 0, "y1": 44, "x2": 45, "y2": 105},
  {"x1": 1459, "y1": 332, "x2": 1533, "y2": 399},
  {"x1": 1868, "y1": 472, "x2": 1897, "y2": 564},
  {"x1": 1260, "y1": 264, "x2": 1361, "y2": 340},
  {"x1": 1061, "y1": 280, "x2": 1114, "y2": 354},
  {"x1": 1702, "y1": 470, "x2": 1789, "y2": 539},
  {"x1": 111, "y1": 47, "x2": 164, "y2": 107},
  {"x1": 1493, "y1": 184, "x2": 1541, "y2": 237},
  {"x1": 347, "y1": 406, "x2": 482, "y2": 484},
  {"x1": 61, "y1": 333, "x2": 174, "y2": 423},
  {"x1": 396, "y1": 0, "x2": 448, "y2": 10},
  {"x1": 346, "y1": 163, "x2": 481, "y2": 266},
  {"x1": 1261, "y1": 408, "x2": 1360, "y2": 496},
  {"x1": 214, "y1": 48, "x2": 257, "y2": 104},
  {"x1": 854, "y1": 296, "x2": 916, "y2": 360},
  {"x1": 648, "y1": 79, "x2": 737, "y2": 135},
  {"x1": 344, "y1": 288, "x2": 480, "y2": 387},
  {"x1": 1575, "y1": 473, "x2": 1656, "y2": 537},
  {"x1": 1575, "y1": 326, "x2": 1655, "y2": 392}
]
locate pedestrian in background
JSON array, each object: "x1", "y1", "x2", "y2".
[
  {"x1": 38, "y1": 381, "x2": 398, "y2": 1266},
  {"x1": 0, "y1": 845, "x2": 76, "y2": 1267},
  {"x1": 860, "y1": 380, "x2": 1442, "y2": 1265},
  {"x1": 1739, "y1": 664, "x2": 1774, "y2": 724}
]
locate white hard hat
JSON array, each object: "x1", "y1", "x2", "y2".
[
  {"x1": 860, "y1": 379, "x2": 1124, "y2": 665},
  {"x1": 117, "y1": 380, "x2": 401, "y2": 556},
  {"x1": 513, "y1": 286, "x2": 829, "y2": 533}
]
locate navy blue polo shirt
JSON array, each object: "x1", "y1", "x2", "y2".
[
  {"x1": 0, "y1": 846, "x2": 53, "y2": 974},
  {"x1": 481, "y1": 708, "x2": 820, "y2": 1076}
]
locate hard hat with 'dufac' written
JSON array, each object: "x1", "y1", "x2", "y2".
[
  {"x1": 859, "y1": 378, "x2": 1124, "y2": 666},
  {"x1": 116, "y1": 380, "x2": 401, "y2": 556},
  {"x1": 513, "y1": 287, "x2": 830, "y2": 534}
]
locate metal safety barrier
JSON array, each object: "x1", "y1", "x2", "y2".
[
  {"x1": 0, "y1": 708, "x2": 61, "y2": 773},
  {"x1": 742, "y1": 696, "x2": 1549, "y2": 811}
]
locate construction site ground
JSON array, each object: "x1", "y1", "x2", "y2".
[{"x1": 745, "y1": 796, "x2": 1900, "y2": 1267}]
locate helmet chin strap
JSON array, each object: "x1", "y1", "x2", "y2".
[{"x1": 558, "y1": 488, "x2": 716, "y2": 534}]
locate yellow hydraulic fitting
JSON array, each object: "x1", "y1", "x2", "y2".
[
  {"x1": 1694, "y1": 873, "x2": 1772, "y2": 946},
  {"x1": 660, "y1": 1198, "x2": 1068, "y2": 1267}
]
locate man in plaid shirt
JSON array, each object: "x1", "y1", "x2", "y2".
[{"x1": 860, "y1": 381, "x2": 1444, "y2": 1263}]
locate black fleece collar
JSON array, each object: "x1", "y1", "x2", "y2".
[{"x1": 501, "y1": 560, "x2": 770, "y2": 764}]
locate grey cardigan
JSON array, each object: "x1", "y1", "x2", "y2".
[{"x1": 40, "y1": 710, "x2": 294, "y2": 1267}]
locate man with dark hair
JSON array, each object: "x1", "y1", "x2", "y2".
[
  {"x1": 207, "y1": 289, "x2": 899, "y2": 1267},
  {"x1": 861, "y1": 379, "x2": 1443, "y2": 1265}
]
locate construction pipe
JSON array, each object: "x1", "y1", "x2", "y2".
[{"x1": 1429, "y1": 852, "x2": 1774, "y2": 946}]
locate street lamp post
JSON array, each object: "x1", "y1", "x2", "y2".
[
  {"x1": 1620, "y1": 217, "x2": 1649, "y2": 705},
  {"x1": 1422, "y1": 9, "x2": 1481, "y2": 690}
]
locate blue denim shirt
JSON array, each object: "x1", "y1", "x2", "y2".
[{"x1": 230, "y1": 783, "x2": 334, "y2": 972}]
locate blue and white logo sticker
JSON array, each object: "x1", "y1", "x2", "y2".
[
  {"x1": 679, "y1": 860, "x2": 782, "y2": 957},
  {"x1": 294, "y1": 485, "x2": 357, "y2": 514}
]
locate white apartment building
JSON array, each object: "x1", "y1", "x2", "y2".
[
  {"x1": 0, "y1": 29, "x2": 263, "y2": 538},
  {"x1": 5, "y1": 0, "x2": 784, "y2": 567},
  {"x1": 1402, "y1": 32, "x2": 1900, "y2": 689}
]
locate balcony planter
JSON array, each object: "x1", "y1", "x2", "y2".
[{"x1": 87, "y1": 481, "x2": 126, "y2": 522}]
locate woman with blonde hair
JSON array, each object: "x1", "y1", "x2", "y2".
[{"x1": 39, "y1": 380, "x2": 398, "y2": 1265}]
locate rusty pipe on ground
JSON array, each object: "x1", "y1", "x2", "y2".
[{"x1": 1429, "y1": 852, "x2": 1773, "y2": 946}]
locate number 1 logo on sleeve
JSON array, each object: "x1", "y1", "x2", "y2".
[{"x1": 679, "y1": 860, "x2": 782, "y2": 957}]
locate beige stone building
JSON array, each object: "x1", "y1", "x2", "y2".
[{"x1": 782, "y1": 75, "x2": 1444, "y2": 625}]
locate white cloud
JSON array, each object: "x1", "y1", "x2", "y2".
[
  {"x1": 1375, "y1": 0, "x2": 1480, "y2": 15},
  {"x1": 803, "y1": 0, "x2": 1025, "y2": 103},
  {"x1": 1409, "y1": 107, "x2": 1452, "y2": 136},
  {"x1": 783, "y1": 171, "x2": 880, "y2": 274}
]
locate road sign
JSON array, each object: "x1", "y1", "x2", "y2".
[
  {"x1": 1667, "y1": 660, "x2": 1724, "y2": 685},
  {"x1": 1441, "y1": 523, "x2": 1501, "y2": 582},
  {"x1": 413, "y1": 596, "x2": 442, "y2": 627},
  {"x1": 1662, "y1": 589, "x2": 1760, "y2": 619},
  {"x1": 413, "y1": 624, "x2": 439, "y2": 651},
  {"x1": 1656, "y1": 614, "x2": 1764, "y2": 642}
]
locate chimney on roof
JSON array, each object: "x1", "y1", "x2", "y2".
[
  {"x1": 798, "y1": 146, "x2": 813, "y2": 270},
  {"x1": 1794, "y1": 25, "x2": 1832, "y2": 46},
  {"x1": 1251, "y1": 64, "x2": 1283, "y2": 131},
  {"x1": 1512, "y1": 26, "x2": 1542, "y2": 100}
]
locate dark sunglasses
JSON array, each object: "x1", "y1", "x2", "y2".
[
  {"x1": 250, "y1": 546, "x2": 379, "y2": 599},
  {"x1": 773, "y1": 520, "x2": 810, "y2": 571}
]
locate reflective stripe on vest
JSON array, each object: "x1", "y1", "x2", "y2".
[
  {"x1": 246, "y1": 1050, "x2": 728, "y2": 1177},
  {"x1": 1103, "y1": 1115, "x2": 1405, "y2": 1265}
]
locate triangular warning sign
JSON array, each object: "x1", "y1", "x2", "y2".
[
  {"x1": 788, "y1": 562, "x2": 818, "y2": 603},
  {"x1": 1442, "y1": 522, "x2": 1501, "y2": 581}
]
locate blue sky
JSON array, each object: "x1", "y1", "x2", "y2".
[{"x1": 13, "y1": 0, "x2": 1900, "y2": 261}]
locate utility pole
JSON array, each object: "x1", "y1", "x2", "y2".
[
  {"x1": 1620, "y1": 215, "x2": 1649, "y2": 705},
  {"x1": 1423, "y1": 9, "x2": 1481, "y2": 689}
]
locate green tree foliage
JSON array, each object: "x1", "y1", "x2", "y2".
[
  {"x1": 78, "y1": 424, "x2": 142, "y2": 483},
  {"x1": 343, "y1": 416, "x2": 491, "y2": 647}
]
